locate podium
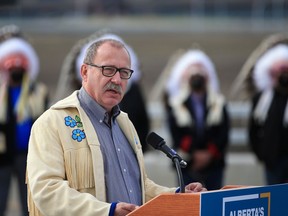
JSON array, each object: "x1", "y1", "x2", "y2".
[{"x1": 128, "y1": 183, "x2": 288, "y2": 216}]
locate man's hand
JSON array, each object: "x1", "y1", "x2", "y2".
[
  {"x1": 185, "y1": 182, "x2": 207, "y2": 193},
  {"x1": 114, "y1": 202, "x2": 139, "y2": 216}
]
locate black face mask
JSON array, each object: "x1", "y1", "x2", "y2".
[
  {"x1": 10, "y1": 68, "x2": 25, "y2": 84},
  {"x1": 190, "y1": 75, "x2": 206, "y2": 92},
  {"x1": 278, "y1": 73, "x2": 288, "y2": 88}
]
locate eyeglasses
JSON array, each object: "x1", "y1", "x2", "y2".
[{"x1": 86, "y1": 63, "x2": 133, "y2": 79}]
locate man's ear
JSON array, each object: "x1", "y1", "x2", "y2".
[{"x1": 81, "y1": 64, "x2": 88, "y2": 82}]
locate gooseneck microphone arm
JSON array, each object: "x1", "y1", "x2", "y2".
[
  {"x1": 173, "y1": 157, "x2": 186, "y2": 193},
  {"x1": 146, "y1": 132, "x2": 187, "y2": 193}
]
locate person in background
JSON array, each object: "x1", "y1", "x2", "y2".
[
  {"x1": 229, "y1": 33, "x2": 288, "y2": 185},
  {"x1": 0, "y1": 24, "x2": 49, "y2": 216},
  {"x1": 26, "y1": 39, "x2": 206, "y2": 216},
  {"x1": 163, "y1": 49, "x2": 230, "y2": 190},
  {"x1": 54, "y1": 30, "x2": 150, "y2": 152},
  {"x1": 248, "y1": 42, "x2": 288, "y2": 185}
]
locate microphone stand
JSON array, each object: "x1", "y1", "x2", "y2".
[{"x1": 172, "y1": 157, "x2": 185, "y2": 193}]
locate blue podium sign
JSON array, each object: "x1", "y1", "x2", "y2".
[{"x1": 200, "y1": 183, "x2": 288, "y2": 216}]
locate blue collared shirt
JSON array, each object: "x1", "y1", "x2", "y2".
[{"x1": 78, "y1": 88, "x2": 142, "y2": 206}]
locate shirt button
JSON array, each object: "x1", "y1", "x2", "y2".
[
  {"x1": 117, "y1": 148, "x2": 121, "y2": 152},
  {"x1": 99, "y1": 120, "x2": 103, "y2": 123},
  {"x1": 129, "y1": 190, "x2": 133, "y2": 193},
  {"x1": 123, "y1": 169, "x2": 127, "y2": 172}
]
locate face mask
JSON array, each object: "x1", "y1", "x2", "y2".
[
  {"x1": 278, "y1": 73, "x2": 288, "y2": 88},
  {"x1": 190, "y1": 75, "x2": 206, "y2": 92},
  {"x1": 10, "y1": 68, "x2": 25, "y2": 84}
]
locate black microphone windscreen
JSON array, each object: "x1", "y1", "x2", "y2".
[{"x1": 146, "y1": 132, "x2": 164, "y2": 149}]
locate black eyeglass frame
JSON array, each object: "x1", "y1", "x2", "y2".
[{"x1": 86, "y1": 63, "x2": 134, "y2": 79}]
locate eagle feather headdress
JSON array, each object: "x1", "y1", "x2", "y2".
[{"x1": 229, "y1": 33, "x2": 288, "y2": 100}]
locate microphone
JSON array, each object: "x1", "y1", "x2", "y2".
[{"x1": 146, "y1": 132, "x2": 187, "y2": 168}]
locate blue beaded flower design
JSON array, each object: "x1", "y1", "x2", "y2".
[
  {"x1": 72, "y1": 129, "x2": 86, "y2": 142},
  {"x1": 65, "y1": 116, "x2": 77, "y2": 128},
  {"x1": 64, "y1": 115, "x2": 86, "y2": 142}
]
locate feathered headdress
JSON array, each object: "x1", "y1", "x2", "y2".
[
  {"x1": 0, "y1": 24, "x2": 40, "y2": 123},
  {"x1": 166, "y1": 49, "x2": 220, "y2": 99},
  {"x1": 229, "y1": 33, "x2": 288, "y2": 100}
]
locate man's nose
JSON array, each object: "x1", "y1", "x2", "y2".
[{"x1": 111, "y1": 71, "x2": 122, "y2": 84}]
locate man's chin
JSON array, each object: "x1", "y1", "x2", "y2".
[{"x1": 103, "y1": 98, "x2": 122, "y2": 110}]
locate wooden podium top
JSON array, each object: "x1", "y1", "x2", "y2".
[
  {"x1": 128, "y1": 192, "x2": 200, "y2": 216},
  {"x1": 128, "y1": 184, "x2": 288, "y2": 216}
]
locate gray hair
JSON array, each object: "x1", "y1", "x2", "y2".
[{"x1": 83, "y1": 39, "x2": 130, "y2": 64}]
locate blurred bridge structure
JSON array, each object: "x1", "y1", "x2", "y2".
[{"x1": 1, "y1": 0, "x2": 287, "y2": 19}]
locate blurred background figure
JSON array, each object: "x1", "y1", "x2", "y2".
[
  {"x1": 163, "y1": 49, "x2": 230, "y2": 190},
  {"x1": 232, "y1": 33, "x2": 288, "y2": 185},
  {"x1": 0, "y1": 24, "x2": 49, "y2": 216},
  {"x1": 54, "y1": 30, "x2": 150, "y2": 153}
]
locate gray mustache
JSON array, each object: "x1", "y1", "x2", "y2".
[{"x1": 104, "y1": 82, "x2": 123, "y2": 94}]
